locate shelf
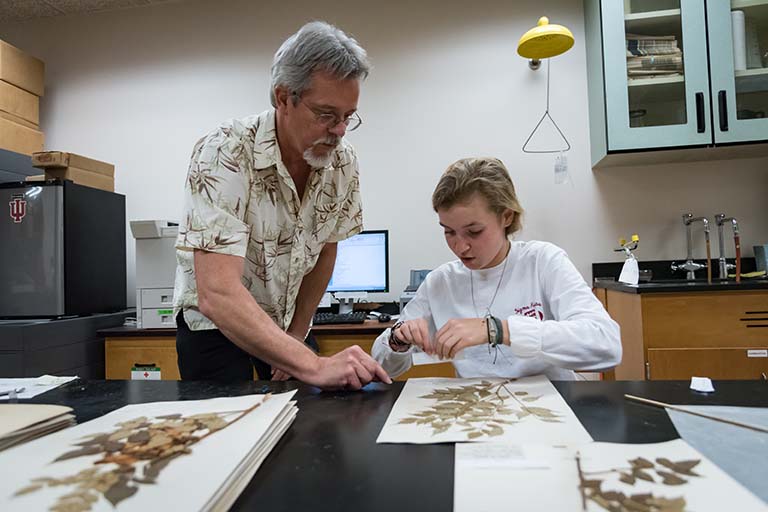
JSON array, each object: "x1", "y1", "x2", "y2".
[
  {"x1": 732, "y1": 0, "x2": 768, "y2": 9},
  {"x1": 628, "y1": 75, "x2": 685, "y2": 103},
  {"x1": 625, "y1": 9, "x2": 681, "y2": 35},
  {"x1": 735, "y1": 68, "x2": 768, "y2": 94},
  {"x1": 731, "y1": 1, "x2": 768, "y2": 24},
  {"x1": 628, "y1": 75, "x2": 685, "y2": 87}
]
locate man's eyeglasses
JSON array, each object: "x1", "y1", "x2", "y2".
[{"x1": 295, "y1": 96, "x2": 363, "y2": 131}]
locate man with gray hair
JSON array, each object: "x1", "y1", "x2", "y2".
[{"x1": 173, "y1": 21, "x2": 390, "y2": 389}]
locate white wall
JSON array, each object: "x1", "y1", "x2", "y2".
[{"x1": 2, "y1": 0, "x2": 767, "y2": 305}]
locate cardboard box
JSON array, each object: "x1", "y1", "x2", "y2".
[
  {"x1": 0, "y1": 40, "x2": 44, "y2": 97},
  {"x1": 0, "y1": 110, "x2": 37, "y2": 130},
  {"x1": 32, "y1": 151, "x2": 114, "y2": 177},
  {"x1": 0, "y1": 80, "x2": 38, "y2": 125},
  {"x1": 0, "y1": 116, "x2": 44, "y2": 155},
  {"x1": 45, "y1": 167, "x2": 114, "y2": 192}
]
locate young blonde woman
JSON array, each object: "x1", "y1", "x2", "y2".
[{"x1": 372, "y1": 157, "x2": 621, "y2": 380}]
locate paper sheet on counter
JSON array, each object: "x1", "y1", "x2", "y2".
[{"x1": 0, "y1": 376, "x2": 78, "y2": 400}]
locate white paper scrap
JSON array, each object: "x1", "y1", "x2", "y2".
[{"x1": 690, "y1": 376, "x2": 715, "y2": 393}]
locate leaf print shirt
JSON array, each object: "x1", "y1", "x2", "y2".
[{"x1": 173, "y1": 109, "x2": 363, "y2": 331}]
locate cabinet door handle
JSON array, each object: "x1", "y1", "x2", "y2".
[
  {"x1": 695, "y1": 92, "x2": 705, "y2": 133},
  {"x1": 718, "y1": 90, "x2": 729, "y2": 131}
]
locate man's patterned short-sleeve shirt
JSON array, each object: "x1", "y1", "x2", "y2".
[{"x1": 173, "y1": 109, "x2": 363, "y2": 331}]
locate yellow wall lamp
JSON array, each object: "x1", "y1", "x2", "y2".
[{"x1": 517, "y1": 16, "x2": 574, "y2": 70}]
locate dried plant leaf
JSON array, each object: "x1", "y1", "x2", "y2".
[
  {"x1": 581, "y1": 479, "x2": 602, "y2": 489},
  {"x1": 103, "y1": 441, "x2": 125, "y2": 452},
  {"x1": 53, "y1": 445, "x2": 103, "y2": 462},
  {"x1": 155, "y1": 413, "x2": 182, "y2": 420},
  {"x1": 621, "y1": 497, "x2": 652, "y2": 511},
  {"x1": 14, "y1": 483, "x2": 43, "y2": 496},
  {"x1": 600, "y1": 490, "x2": 625, "y2": 501},
  {"x1": 116, "y1": 417, "x2": 149, "y2": 429},
  {"x1": 467, "y1": 431, "x2": 483, "y2": 439},
  {"x1": 104, "y1": 478, "x2": 138, "y2": 507},
  {"x1": 630, "y1": 457, "x2": 655, "y2": 469},
  {"x1": 633, "y1": 468, "x2": 655, "y2": 482},
  {"x1": 656, "y1": 458, "x2": 701, "y2": 476},
  {"x1": 525, "y1": 407, "x2": 560, "y2": 419},
  {"x1": 108, "y1": 429, "x2": 133, "y2": 442},
  {"x1": 647, "y1": 496, "x2": 686, "y2": 512},
  {"x1": 620, "y1": 472, "x2": 637, "y2": 485},
  {"x1": 656, "y1": 470, "x2": 686, "y2": 486},
  {"x1": 74, "y1": 434, "x2": 110, "y2": 447},
  {"x1": 514, "y1": 391, "x2": 528, "y2": 396},
  {"x1": 127, "y1": 431, "x2": 150, "y2": 444}
]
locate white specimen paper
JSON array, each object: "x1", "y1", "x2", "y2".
[
  {"x1": 411, "y1": 351, "x2": 457, "y2": 366},
  {"x1": 0, "y1": 376, "x2": 78, "y2": 400},
  {"x1": 0, "y1": 391, "x2": 297, "y2": 511},
  {"x1": 376, "y1": 375, "x2": 593, "y2": 444},
  {"x1": 455, "y1": 439, "x2": 767, "y2": 512}
]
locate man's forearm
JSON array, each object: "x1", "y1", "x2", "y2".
[{"x1": 288, "y1": 243, "x2": 337, "y2": 338}]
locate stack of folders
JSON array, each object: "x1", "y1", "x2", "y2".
[
  {"x1": 0, "y1": 404, "x2": 76, "y2": 452},
  {"x1": 625, "y1": 33, "x2": 683, "y2": 79}
]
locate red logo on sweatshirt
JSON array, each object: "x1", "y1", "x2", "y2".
[
  {"x1": 9, "y1": 195, "x2": 26, "y2": 223},
  {"x1": 514, "y1": 302, "x2": 544, "y2": 320}
]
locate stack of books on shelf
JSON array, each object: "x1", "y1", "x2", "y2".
[{"x1": 626, "y1": 34, "x2": 683, "y2": 80}]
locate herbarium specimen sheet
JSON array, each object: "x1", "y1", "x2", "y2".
[
  {"x1": 454, "y1": 439, "x2": 766, "y2": 512},
  {"x1": 376, "y1": 375, "x2": 593, "y2": 444},
  {"x1": 0, "y1": 392, "x2": 297, "y2": 511}
]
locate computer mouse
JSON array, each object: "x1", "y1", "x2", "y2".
[{"x1": 378, "y1": 313, "x2": 391, "y2": 322}]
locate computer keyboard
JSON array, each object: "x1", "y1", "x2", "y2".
[{"x1": 312, "y1": 311, "x2": 367, "y2": 325}]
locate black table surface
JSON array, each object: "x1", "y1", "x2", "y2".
[{"x1": 21, "y1": 379, "x2": 768, "y2": 512}]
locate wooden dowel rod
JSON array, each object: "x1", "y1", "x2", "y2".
[{"x1": 624, "y1": 394, "x2": 768, "y2": 434}]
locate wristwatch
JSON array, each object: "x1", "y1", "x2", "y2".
[{"x1": 388, "y1": 321, "x2": 411, "y2": 352}]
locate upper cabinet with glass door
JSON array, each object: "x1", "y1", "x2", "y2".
[
  {"x1": 585, "y1": 0, "x2": 768, "y2": 167},
  {"x1": 708, "y1": 0, "x2": 768, "y2": 143}
]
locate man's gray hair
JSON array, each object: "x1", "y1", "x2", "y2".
[{"x1": 270, "y1": 21, "x2": 370, "y2": 107}]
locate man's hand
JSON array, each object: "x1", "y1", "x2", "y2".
[
  {"x1": 271, "y1": 368, "x2": 292, "y2": 381},
  {"x1": 393, "y1": 318, "x2": 433, "y2": 354},
  {"x1": 434, "y1": 318, "x2": 488, "y2": 359},
  {"x1": 307, "y1": 346, "x2": 392, "y2": 390}
]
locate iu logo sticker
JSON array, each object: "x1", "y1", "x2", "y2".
[{"x1": 9, "y1": 194, "x2": 26, "y2": 223}]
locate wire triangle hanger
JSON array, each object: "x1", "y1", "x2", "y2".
[{"x1": 522, "y1": 59, "x2": 571, "y2": 154}]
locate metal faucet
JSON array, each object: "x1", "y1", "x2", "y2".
[
  {"x1": 714, "y1": 214, "x2": 741, "y2": 281},
  {"x1": 671, "y1": 213, "x2": 711, "y2": 280}
]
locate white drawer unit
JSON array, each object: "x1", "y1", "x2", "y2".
[
  {"x1": 140, "y1": 288, "x2": 174, "y2": 308},
  {"x1": 136, "y1": 288, "x2": 174, "y2": 328},
  {"x1": 141, "y1": 307, "x2": 175, "y2": 328}
]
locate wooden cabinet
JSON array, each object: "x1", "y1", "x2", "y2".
[
  {"x1": 104, "y1": 321, "x2": 454, "y2": 381},
  {"x1": 105, "y1": 337, "x2": 180, "y2": 380},
  {"x1": 585, "y1": 0, "x2": 768, "y2": 167},
  {"x1": 605, "y1": 289, "x2": 768, "y2": 380}
]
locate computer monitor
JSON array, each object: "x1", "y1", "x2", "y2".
[{"x1": 327, "y1": 230, "x2": 388, "y2": 312}]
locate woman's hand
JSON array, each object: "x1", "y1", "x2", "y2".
[
  {"x1": 434, "y1": 318, "x2": 488, "y2": 359},
  {"x1": 393, "y1": 318, "x2": 434, "y2": 353}
]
